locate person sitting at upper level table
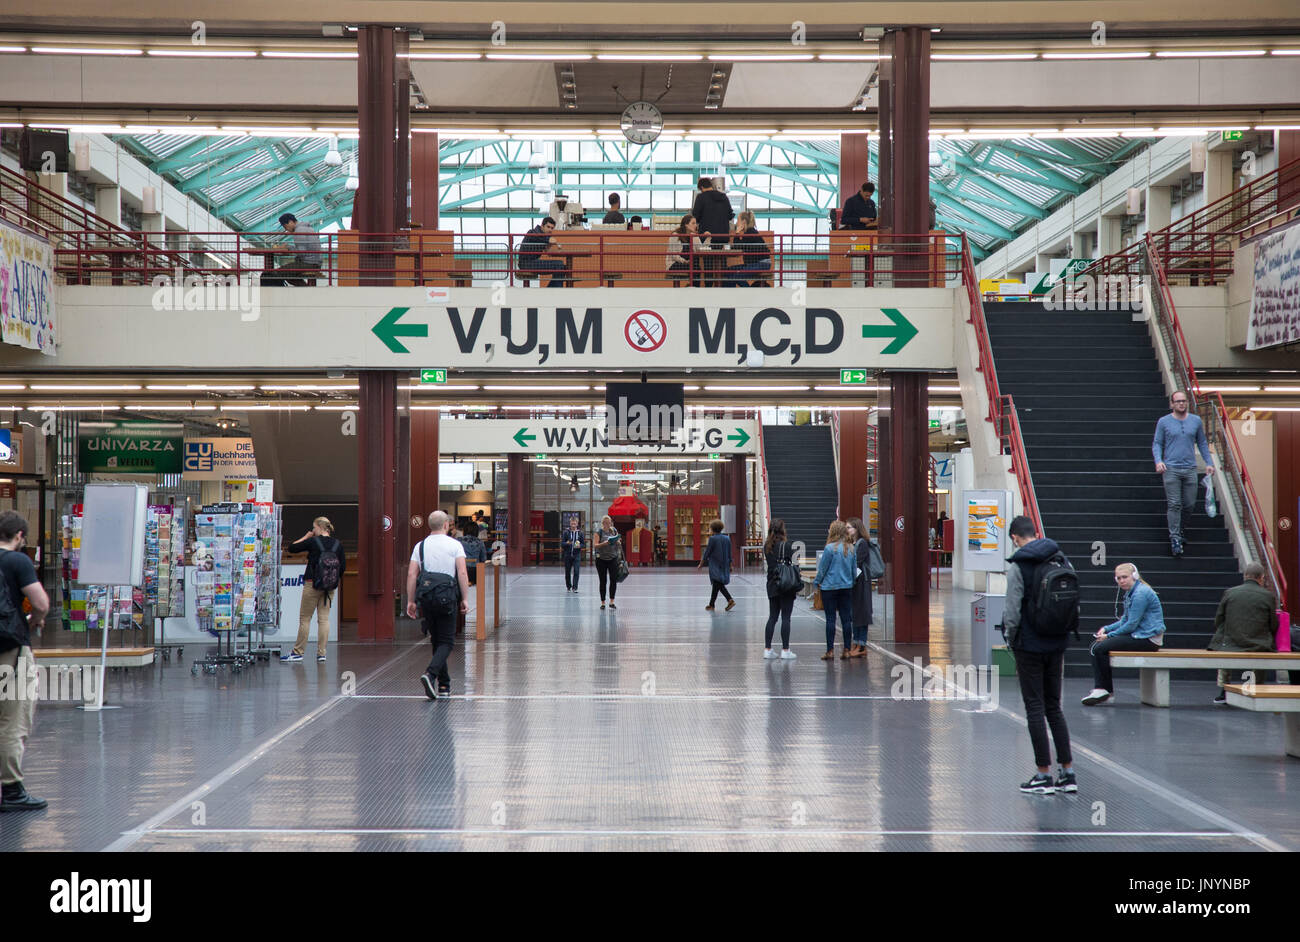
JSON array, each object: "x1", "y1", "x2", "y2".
[{"x1": 518, "y1": 217, "x2": 566, "y2": 287}]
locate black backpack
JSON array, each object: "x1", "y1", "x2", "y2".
[
  {"x1": 414, "y1": 541, "x2": 460, "y2": 617},
  {"x1": 459, "y1": 536, "x2": 484, "y2": 585},
  {"x1": 0, "y1": 550, "x2": 25, "y2": 649},
  {"x1": 313, "y1": 537, "x2": 342, "y2": 592},
  {"x1": 1026, "y1": 553, "x2": 1080, "y2": 638}
]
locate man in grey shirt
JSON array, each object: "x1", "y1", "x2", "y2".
[
  {"x1": 1152, "y1": 390, "x2": 1214, "y2": 558},
  {"x1": 263, "y1": 212, "x2": 321, "y2": 286}
]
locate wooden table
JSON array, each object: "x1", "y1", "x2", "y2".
[{"x1": 547, "y1": 249, "x2": 593, "y2": 287}]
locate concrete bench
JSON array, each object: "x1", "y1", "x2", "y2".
[
  {"x1": 1109, "y1": 650, "x2": 1300, "y2": 707},
  {"x1": 1223, "y1": 684, "x2": 1300, "y2": 758},
  {"x1": 31, "y1": 647, "x2": 155, "y2": 668}
]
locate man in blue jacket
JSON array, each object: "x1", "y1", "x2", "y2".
[
  {"x1": 1152, "y1": 390, "x2": 1214, "y2": 558},
  {"x1": 561, "y1": 516, "x2": 585, "y2": 593},
  {"x1": 1082, "y1": 563, "x2": 1167, "y2": 705},
  {"x1": 1002, "y1": 515, "x2": 1076, "y2": 795}
]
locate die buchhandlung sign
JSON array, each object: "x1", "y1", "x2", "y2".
[{"x1": 0, "y1": 217, "x2": 56, "y2": 355}]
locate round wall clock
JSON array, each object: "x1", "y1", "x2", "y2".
[{"x1": 621, "y1": 101, "x2": 664, "y2": 144}]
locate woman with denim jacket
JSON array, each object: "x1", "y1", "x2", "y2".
[
  {"x1": 1082, "y1": 562, "x2": 1166, "y2": 705},
  {"x1": 814, "y1": 520, "x2": 856, "y2": 661}
]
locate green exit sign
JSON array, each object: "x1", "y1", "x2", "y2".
[
  {"x1": 840, "y1": 369, "x2": 869, "y2": 385},
  {"x1": 708, "y1": 453, "x2": 722, "y2": 460},
  {"x1": 1222, "y1": 130, "x2": 1244, "y2": 142},
  {"x1": 419, "y1": 368, "x2": 447, "y2": 384},
  {"x1": 535, "y1": 453, "x2": 548, "y2": 459},
  {"x1": 929, "y1": 419, "x2": 941, "y2": 429}
]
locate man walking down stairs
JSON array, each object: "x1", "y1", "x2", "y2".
[{"x1": 984, "y1": 301, "x2": 1242, "y2": 679}]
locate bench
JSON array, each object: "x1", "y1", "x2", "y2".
[
  {"x1": 1109, "y1": 650, "x2": 1300, "y2": 707},
  {"x1": 1223, "y1": 684, "x2": 1300, "y2": 757},
  {"x1": 32, "y1": 647, "x2": 155, "y2": 668}
]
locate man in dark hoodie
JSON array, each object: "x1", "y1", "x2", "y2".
[
  {"x1": 691, "y1": 177, "x2": 734, "y2": 286},
  {"x1": 1002, "y1": 515, "x2": 1076, "y2": 796}
]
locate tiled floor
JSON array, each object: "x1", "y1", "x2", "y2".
[{"x1": 3, "y1": 568, "x2": 1296, "y2": 852}]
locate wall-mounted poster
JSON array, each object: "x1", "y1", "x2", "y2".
[
  {"x1": 959, "y1": 489, "x2": 1012, "y2": 574},
  {"x1": 1247, "y1": 223, "x2": 1300, "y2": 350},
  {"x1": 0, "y1": 217, "x2": 56, "y2": 355}
]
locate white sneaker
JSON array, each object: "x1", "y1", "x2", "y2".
[
  {"x1": 763, "y1": 649, "x2": 778, "y2": 659},
  {"x1": 780, "y1": 650, "x2": 797, "y2": 660},
  {"x1": 1081, "y1": 688, "x2": 1111, "y2": 706}
]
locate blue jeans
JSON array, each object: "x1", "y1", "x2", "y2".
[
  {"x1": 726, "y1": 260, "x2": 771, "y2": 287},
  {"x1": 1162, "y1": 467, "x2": 1198, "y2": 545},
  {"x1": 525, "y1": 258, "x2": 566, "y2": 287},
  {"x1": 820, "y1": 587, "x2": 853, "y2": 651}
]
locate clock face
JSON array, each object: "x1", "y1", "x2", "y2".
[{"x1": 621, "y1": 101, "x2": 664, "y2": 145}]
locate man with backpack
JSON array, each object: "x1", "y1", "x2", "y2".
[
  {"x1": 406, "y1": 511, "x2": 470, "y2": 700},
  {"x1": 0, "y1": 511, "x2": 50, "y2": 812},
  {"x1": 1002, "y1": 515, "x2": 1077, "y2": 796},
  {"x1": 283, "y1": 516, "x2": 345, "y2": 664}
]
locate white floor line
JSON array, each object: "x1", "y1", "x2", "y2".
[
  {"x1": 865, "y1": 641, "x2": 1288, "y2": 853},
  {"x1": 139, "y1": 826, "x2": 1242, "y2": 840},
  {"x1": 100, "y1": 643, "x2": 422, "y2": 854},
  {"x1": 351, "y1": 693, "x2": 938, "y2": 701}
]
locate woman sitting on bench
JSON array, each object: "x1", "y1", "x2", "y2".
[{"x1": 1082, "y1": 563, "x2": 1166, "y2": 706}]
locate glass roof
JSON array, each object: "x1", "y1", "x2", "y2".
[{"x1": 115, "y1": 131, "x2": 1148, "y2": 258}]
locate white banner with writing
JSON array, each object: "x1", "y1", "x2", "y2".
[
  {"x1": 0, "y1": 217, "x2": 55, "y2": 355},
  {"x1": 1247, "y1": 224, "x2": 1300, "y2": 350}
]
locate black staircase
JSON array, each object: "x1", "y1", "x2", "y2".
[
  {"x1": 985, "y1": 301, "x2": 1241, "y2": 677},
  {"x1": 763, "y1": 425, "x2": 839, "y2": 553}
]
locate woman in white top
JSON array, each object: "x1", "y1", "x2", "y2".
[
  {"x1": 593, "y1": 515, "x2": 623, "y2": 610},
  {"x1": 666, "y1": 214, "x2": 703, "y2": 287}
]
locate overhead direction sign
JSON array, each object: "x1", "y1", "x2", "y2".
[
  {"x1": 442, "y1": 419, "x2": 760, "y2": 455},
  {"x1": 419, "y1": 368, "x2": 448, "y2": 384},
  {"x1": 840, "y1": 369, "x2": 869, "y2": 385}
]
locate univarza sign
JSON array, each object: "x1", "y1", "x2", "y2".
[{"x1": 77, "y1": 421, "x2": 183, "y2": 474}]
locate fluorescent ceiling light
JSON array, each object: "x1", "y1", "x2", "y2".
[
  {"x1": 482, "y1": 385, "x2": 591, "y2": 391},
  {"x1": 707, "y1": 54, "x2": 814, "y2": 61},
  {"x1": 401, "y1": 53, "x2": 483, "y2": 60},
  {"x1": 505, "y1": 129, "x2": 595, "y2": 136},
  {"x1": 146, "y1": 49, "x2": 258, "y2": 58},
  {"x1": 485, "y1": 53, "x2": 592, "y2": 61},
  {"x1": 1251, "y1": 406, "x2": 1300, "y2": 411},
  {"x1": 816, "y1": 54, "x2": 880, "y2": 61},
  {"x1": 1271, "y1": 50, "x2": 1300, "y2": 56},
  {"x1": 703, "y1": 385, "x2": 811, "y2": 391},
  {"x1": 1200, "y1": 385, "x2": 1261, "y2": 392},
  {"x1": 125, "y1": 125, "x2": 224, "y2": 135},
  {"x1": 0, "y1": 46, "x2": 28, "y2": 53},
  {"x1": 122, "y1": 404, "x2": 218, "y2": 411},
  {"x1": 1262, "y1": 386, "x2": 1300, "y2": 392},
  {"x1": 932, "y1": 53, "x2": 1037, "y2": 61},
  {"x1": 0, "y1": 384, "x2": 26, "y2": 391},
  {"x1": 221, "y1": 404, "x2": 314, "y2": 411},
  {"x1": 258, "y1": 384, "x2": 359, "y2": 391},
  {"x1": 1119, "y1": 128, "x2": 1159, "y2": 137},
  {"x1": 26, "y1": 405, "x2": 122, "y2": 411},
  {"x1": 146, "y1": 384, "x2": 256, "y2": 391},
  {"x1": 814, "y1": 385, "x2": 882, "y2": 392},
  {"x1": 409, "y1": 385, "x2": 481, "y2": 391},
  {"x1": 596, "y1": 53, "x2": 703, "y2": 61},
  {"x1": 1155, "y1": 49, "x2": 1266, "y2": 58},
  {"x1": 31, "y1": 46, "x2": 143, "y2": 55},
  {"x1": 1254, "y1": 125, "x2": 1300, "y2": 130},
  {"x1": 30, "y1": 383, "x2": 141, "y2": 391},
  {"x1": 1042, "y1": 51, "x2": 1150, "y2": 60},
  {"x1": 312, "y1": 404, "x2": 360, "y2": 410},
  {"x1": 261, "y1": 51, "x2": 357, "y2": 59}
]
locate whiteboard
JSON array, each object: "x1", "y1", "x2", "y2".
[{"x1": 79, "y1": 483, "x2": 148, "y2": 586}]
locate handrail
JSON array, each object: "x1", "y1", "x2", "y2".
[
  {"x1": 960, "y1": 233, "x2": 1043, "y2": 536},
  {"x1": 1141, "y1": 237, "x2": 1288, "y2": 608},
  {"x1": 756, "y1": 422, "x2": 772, "y2": 538},
  {"x1": 0, "y1": 164, "x2": 124, "y2": 234}
]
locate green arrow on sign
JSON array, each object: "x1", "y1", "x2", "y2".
[
  {"x1": 420, "y1": 368, "x2": 447, "y2": 384},
  {"x1": 727, "y1": 428, "x2": 751, "y2": 448},
  {"x1": 862, "y1": 307, "x2": 918, "y2": 355},
  {"x1": 840, "y1": 369, "x2": 868, "y2": 385},
  {"x1": 1222, "y1": 130, "x2": 1243, "y2": 142},
  {"x1": 372, "y1": 307, "x2": 428, "y2": 354},
  {"x1": 513, "y1": 428, "x2": 536, "y2": 448}
]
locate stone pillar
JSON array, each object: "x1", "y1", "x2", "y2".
[
  {"x1": 1145, "y1": 184, "x2": 1172, "y2": 233},
  {"x1": 94, "y1": 185, "x2": 121, "y2": 226}
]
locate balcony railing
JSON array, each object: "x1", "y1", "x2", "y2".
[{"x1": 48, "y1": 228, "x2": 962, "y2": 289}]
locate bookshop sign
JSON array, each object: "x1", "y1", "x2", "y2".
[{"x1": 77, "y1": 421, "x2": 184, "y2": 474}]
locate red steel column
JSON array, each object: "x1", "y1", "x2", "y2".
[
  {"x1": 723, "y1": 453, "x2": 747, "y2": 567},
  {"x1": 888, "y1": 372, "x2": 929, "y2": 642},
  {"x1": 357, "y1": 25, "x2": 398, "y2": 282},
  {"x1": 1278, "y1": 130, "x2": 1300, "y2": 214},
  {"x1": 889, "y1": 26, "x2": 931, "y2": 286},
  {"x1": 839, "y1": 132, "x2": 871, "y2": 224},
  {"x1": 409, "y1": 409, "x2": 440, "y2": 550},
  {"x1": 358, "y1": 372, "x2": 399, "y2": 641},
  {"x1": 506, "y1": 453, "x2": 530, "y2": 568},
  {"x1": 411, "y1": 132, "x2": 440, "y2": 229},
  {"x1": 838, "y1": 409, "x2": 870, "y2": 525}
]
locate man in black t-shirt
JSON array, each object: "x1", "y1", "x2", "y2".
[
  {"x1": 840, "y1": 182, "x2": 878, "y2": 230},
  {"x1": 0, "y1": 510, "x2": 49, "y2": 812},
  {"x1": 602, "y1": 194, "x2": 626, "y2": 225}
]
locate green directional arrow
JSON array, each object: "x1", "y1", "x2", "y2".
[
  {"x1": 840, "y1": 369, "x2": 868, "y2": 385},
  {"x1": 419, "y1": 368, "x2": 447, "y2": 384},
  {"x1": 727, "y1": 428, "x2": 751, "y2": 448},
  {"x1": 372, "y1": 307, "x2": 427, "y2": 354},
  {"x1": 513, "y1": 428, "x2": 536, "y2": 448},
  {"x1": 862, "y1": 307, "x2": 918, "y2": 355}
]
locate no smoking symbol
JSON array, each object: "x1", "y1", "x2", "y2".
[{"x1": 625, "y1": 309, "x2": 667, "y2": 352}]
